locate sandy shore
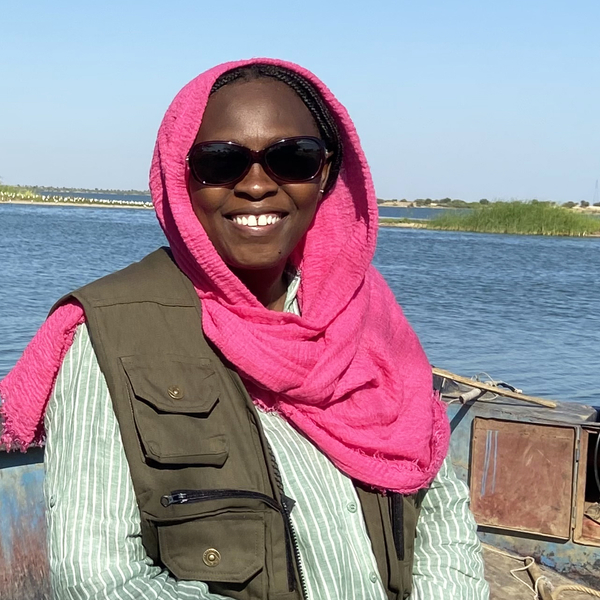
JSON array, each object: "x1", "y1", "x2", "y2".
[
  {"x1": 378, "y1": 220, "x2": 428, "y2": 229},
  {"x1": 0, "y1": 198, "x2": 152, "y2": 210},
  {"x1": 573, "y1": 205, "x2": 600, "y2": 215},
  {"x1": 378, "y1": 201, "x2": 450, "y2": 209}
]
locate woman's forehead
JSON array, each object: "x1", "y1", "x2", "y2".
[{"x1": 195, "y1": 78, "x2": 320, "y2": 145}]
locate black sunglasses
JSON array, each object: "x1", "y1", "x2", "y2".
[{"x1": 186, "y1": 136, "x2": 328, "y2": 186}]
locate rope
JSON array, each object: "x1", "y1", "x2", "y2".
[
  {"x1": 471, "y1": 372, "x2": 499, "y2": 401},
  {"x1": 552, "y1": 584, "x2": 600, "y2": 599},
  {"x1": 483, "y1": 545, "x2": 546, "y2": 599},
  {"x1": 483, "y1": 544, "x2": 600, "y2": 599},
  {"x1": 473, "y1": 371, "x2": 498, "y2": 385}
]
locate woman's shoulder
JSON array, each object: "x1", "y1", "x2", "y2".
[{"x1": 66, "y1": 247, "x2": 192, "y2": 308}]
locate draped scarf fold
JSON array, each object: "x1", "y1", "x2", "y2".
[{"x1": 0, "y1": 58, "x2": 449, "y2": 493}]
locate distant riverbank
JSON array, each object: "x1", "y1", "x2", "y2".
[
  {"x1": 32, "y1": 186, "x2": 150, "y2": 196},
  {"x1": 0, "y1": 197, "x2": 151, "y2": 209}
]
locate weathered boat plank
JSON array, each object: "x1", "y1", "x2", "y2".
[{"x1": 0, "y1": 448, "x2": 50, "y2": 600}]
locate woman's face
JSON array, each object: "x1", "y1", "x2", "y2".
[{"x1": 188, "y1": 79, "x2": 330, "y2": 272}]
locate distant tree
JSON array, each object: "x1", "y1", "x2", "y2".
[
  {"x1": 563, "y1": 201, "x2": 576, "y2": 208},
  {"x1": 580, "y1": 200, "x2": 590, "y2": 208},
  {"x1": 438, "y1": 198, "x2": 451, "y2": 205},
  {"x1": 414, "y1": 199, "x2": 424, "y2": 206},
  {"x1": 479, "y1": 199, "x2": 489, "y2": 205},
  {"x1": 594, "y1": 202, "x2": 600, "y2": 207},
  {"x1": 423, "y1": 198, "x2": 432, "y2": 206}
]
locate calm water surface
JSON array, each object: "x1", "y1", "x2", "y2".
[
  {"x1": 377, "y1": 206, "x2": 470, "y2": 219},
  {"x1": 1, "y1": 204, "x2": 598, "y2": 404}
]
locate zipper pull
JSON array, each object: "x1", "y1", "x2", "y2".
[
  {"x1": 281, "y1": 493, "x2": 296, "y2": 514},
  {"x1": 161, "y1": 492, "x2": 189, "y2": 507}
]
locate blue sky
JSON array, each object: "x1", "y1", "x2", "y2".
[{"x1": 2, "y1": 0, "x2": 599, "y2": 202}]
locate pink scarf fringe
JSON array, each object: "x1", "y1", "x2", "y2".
[
  {"x1": 1, "y1": 303, "x2": 85, "y2": 449},
  {"x1": 1, "y1": 58, "x2": 449, "y2": 493}
]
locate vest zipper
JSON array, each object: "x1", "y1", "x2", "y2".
[
  {"x1": 160, "y1": 487, "x2": 307, "y2": 599},
  {"x1": 279, "y1": 493, "x2": 308, "y2": 600},
  {"x1": 266, "y1": 445, "x2": 309, "y2": 600},
  {"x1": 160, "y1": 488, "x2": 280, "y2": 510}
]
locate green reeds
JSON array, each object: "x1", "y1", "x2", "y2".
[{"x1": 428, "y1": 201, "x2": 600, "y2": 237}]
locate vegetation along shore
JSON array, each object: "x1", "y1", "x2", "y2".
[
  {"x1": 2, "y1": 185, "x2": 599, "y2": 237},
  {"x1": 0, "y1": 185, "x2": 151, "y2": 209},
  {"x1": 426, "y1": 201, "x2": 600, "y2": 237},
  {"x1": 380, "y1": 202, "x2": 600, "y2": 237}
]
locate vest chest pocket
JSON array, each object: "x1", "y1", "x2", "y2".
[{"x1": 121, "y1": 355, "x2": 229, "y2": 466}]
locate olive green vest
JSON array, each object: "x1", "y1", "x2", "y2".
[{"x1": 56, "y1": 248, "x2": 424, "y2": 600}]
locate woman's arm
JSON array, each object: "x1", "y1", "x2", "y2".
[
  {"x1": 44, "y1": 324, "x2": 233, "y2": 600},
  {"x1": 410, "y1": 456, "x2": 490, "y2": 600}
]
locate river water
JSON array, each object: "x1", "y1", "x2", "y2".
[{"x1": 1, "y1": 203, "x2": 598, "y2": 404}]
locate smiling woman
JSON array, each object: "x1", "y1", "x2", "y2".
[{"x1": 0, "y1": 58, "x2": 488, "y2": 600}]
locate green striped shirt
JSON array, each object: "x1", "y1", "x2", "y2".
[{"x1": 43, "y1": 280, "x2": 488, "y2": 599}]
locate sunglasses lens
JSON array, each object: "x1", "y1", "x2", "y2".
[
  {"x1": 265, "y1": 138, "x2": 324, "y2": 182},
  {"x1": 189, "y1": 143, "x2": 250, "y2": 185}
]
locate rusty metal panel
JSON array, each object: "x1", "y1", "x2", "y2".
[
  {"x1": 446, "y1": 399, "x2": 600, "y2": 586},
  {"x1": 470, "y1": 418, "x2": 576, "y2": 540},
  {"x1": 574, "y1": 426, "x2": 600, "y2": 547},
  {"x1": 0, "y1": 447, "x2": 50, "y2": 600}
]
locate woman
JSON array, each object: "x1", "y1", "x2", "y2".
[{"x1": 0, "y1": 59, "x2": 488, "y2": 599}]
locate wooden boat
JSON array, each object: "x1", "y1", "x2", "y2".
[
  {"x1": 434, "y1": 368, "x2": 600, "y2": 592},
  {"x1": 1, "y1": 369, "x2": 599, "y2": 598}
]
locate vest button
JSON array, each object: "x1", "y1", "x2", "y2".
[
  {"x1": 203, "y1": 548, "x2": 221, "y2": 567},
  {"x1": 167, "y1": 385, "x2": 183, "y2": 399}
]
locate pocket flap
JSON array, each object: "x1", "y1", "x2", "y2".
[
  {"x1": 121, "y1": 355, "x2": 228, "y2": 466},
  {"x1": 121, "y1": 355, "x2": 219, "y2": 414},
  {"x1": 158, "y1": 512, "x2": 264, "y2": 583}
]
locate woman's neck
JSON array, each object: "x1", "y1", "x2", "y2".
[{"x1": 231, "y1": 265, "x2": 289, "y2": 311}]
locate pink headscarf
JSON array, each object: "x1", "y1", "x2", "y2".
[{"x1": 1, "y1": 58, "x2": 449, "y2": 493}]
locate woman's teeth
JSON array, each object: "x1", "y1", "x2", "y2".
[{"x1": 231, "y1": 214, "x2": 281, "y2": 227}]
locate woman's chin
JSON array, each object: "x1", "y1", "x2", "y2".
[{"x1": 227, "y1": 254, "x2": 289, "y2": 273}]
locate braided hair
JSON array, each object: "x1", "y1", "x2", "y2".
[{"x1": 210, "y1": 64, "x2": 343, "y2": 194}]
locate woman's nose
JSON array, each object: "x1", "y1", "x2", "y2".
[{"x1": 234, "y1": 163, "x2": 278, "y2": 200}]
